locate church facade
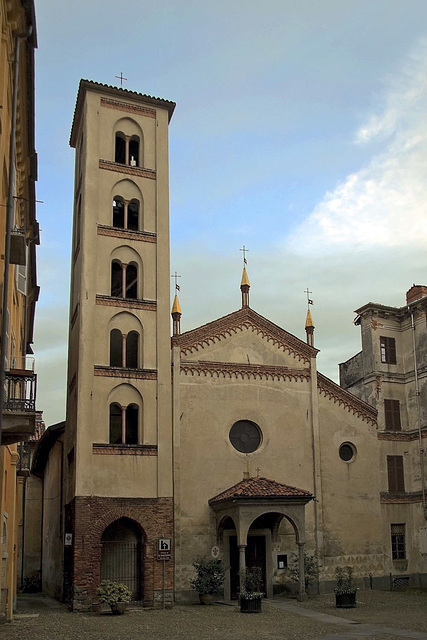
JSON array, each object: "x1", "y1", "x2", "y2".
[{"x1": 32, "y1": 81, "x2": 427, "y2": 609}]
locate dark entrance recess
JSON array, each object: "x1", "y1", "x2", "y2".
[
  {"x1": 229, "y1": 535, "x2": 266, "y2": 599},
  {"x1": 100, "y1": 518, "x2": 142, "y2": 601}
]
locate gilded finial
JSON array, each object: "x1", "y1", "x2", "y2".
[
  {"x1": 241, "y1": 267, "x2": 250, "y2": 287},
  {"x1": 171, "y1": 293, "x2": 181, "y2": 315}
]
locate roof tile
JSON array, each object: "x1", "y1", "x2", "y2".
[{"x1": 209, "y1": 476, "x2": 313, "y2": 505}]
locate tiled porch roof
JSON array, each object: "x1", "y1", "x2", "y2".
[{"x1": 209, "y1": 476, "x2": 313, "y2": 505}]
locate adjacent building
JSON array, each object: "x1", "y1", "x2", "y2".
[
  {"x1": 340, "y1": 285, "x2": 427, "y2": 587},
  {"x1": 0, "y1": 0, "x2": 39, "y2": 621}
]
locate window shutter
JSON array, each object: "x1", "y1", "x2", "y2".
[
  {"x1": 16, "y1": 262, "x2": 27, "y2": 296},
  {"x1": 387, "y1": 455, "x2": 405, "y2": 493},
  {"x1": 384, "y1": 399, "x2": 401, "y2": 431}
]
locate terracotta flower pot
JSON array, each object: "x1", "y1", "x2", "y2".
[
  {"x1": 110, "y1": 602, "x2": 128, "y2": 615},
  {"x1": 199, "y1": 593, "x2": 214, "y2": 605}
]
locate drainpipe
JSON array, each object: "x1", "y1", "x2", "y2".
[{"x1": 409, "y1": 307, "x2": 427, "y2": 519}]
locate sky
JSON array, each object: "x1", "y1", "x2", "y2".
[{"x1": 33, "y1": 0, "x2": 427, "y2": 426}]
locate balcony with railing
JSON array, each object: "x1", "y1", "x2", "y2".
[{"x1": 2, "y1": 356, "x2": 37, "y2": 445}]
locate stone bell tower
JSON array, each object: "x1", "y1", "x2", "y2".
[{"x1": 64, "y1": 80, "x2": 175, "y2": 609}]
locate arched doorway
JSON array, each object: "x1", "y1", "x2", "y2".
[{"x1": 100, "y1": 518, "x2": 143, "y2": 601}]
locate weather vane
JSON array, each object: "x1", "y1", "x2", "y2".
[
  {"x1": 239, "y1": 245, "x2": 249, "y2": 265},
  {"x1": 304, "y1": 287, "x2": 313, "y2": 306},
  {"x1": 115, "y1": 72, "x2": 128, "y2": 88},
  {"x1": 171, "y1": 271, "x2": 181, "y2": 291}
]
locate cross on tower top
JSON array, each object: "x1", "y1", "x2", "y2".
[
  {"x1": 240, "y1": 245, "x2": 249, "y2": 265},
  {"x1": 304, "y1": 287, "x2": 313, "y2": 306},
  {"x1": 171, "y1": 271, "x2": 181, "y2": 291},
  {"x1": 115, "y1": 72, "x2": 128, "y2": 88}
]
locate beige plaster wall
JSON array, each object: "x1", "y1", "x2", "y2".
[{"x1": 42, "y1": 441, "x2": 63, "y2": 600}]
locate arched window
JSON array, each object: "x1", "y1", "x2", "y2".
[
  {"x1": 129, "y1": 137, "x2": 139, "y2": 167},
  {"x1": 110, "y1": 329, "x2": 123, "y2": 367},
  {"x1": 127, "y1": 200, "x2": 139, "y2": 231},
  {"x1": 126, "y1": 331, "x2": 139, "y2": 368},
  {"x1": 111, "y1": 261, "x2": 139, "y2": 299},
  {"x1": 111, "y1": 261, "x2": 122, "y2": 297},
  {"x1": 126, "y1": 404, "x2": 139, "y2": 444},
  {"x1": 126, "y1": 263, "x2": 138, "y2": 299},
  {"x1": 112, "y1": 198, "x2": 139, "y2": 231},
  {"x1": 109, "y1": 403, "x2": 139, "y2": 444},
  {"x1": 109, "y1": 403, "x2": 122, "y2": 444},
  {"x1": 112, "y1": 198, "x2": 125, "y2": 228},
  {"x1": 115, "y1": 133, "x2": 126, "y2": 164}
]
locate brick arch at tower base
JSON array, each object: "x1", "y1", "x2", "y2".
[{"x1": 64, "y1": 496, "x2": 173, "y2": 611}]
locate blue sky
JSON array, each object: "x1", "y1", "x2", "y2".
[{"x1": 33, "y1": 1, "x2": 427, "y2": 425}]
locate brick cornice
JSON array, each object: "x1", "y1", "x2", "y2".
[
  {"x1": 173, "y1": 307, "x2": 317, "y2": 364},
  {"x1": 180, "y1": 360, "x2": 311, "y2": 382},
  {"x1": 97, "y1": 225, "x2": 156, "y2": 243},
  {"x1": 93, "y1": 443, "x2": 157, "y2": 456},
  {"x1": 99, "y1": 159, "x2": 156, "y2": 180},
  {"x1": 317, "y1": 373, "x2": 378, "y2": 426},
  {"x1": 96, "y1": 295, "x2": 157, "y2": 311},
  {"x1": 94, "y1": 366, "x2": 157, "y2": 380},
  {"x1": 378, "y1": 426, "x2": 427, "y2": 441},
  {"x1": 100, "y1": 97, "x2": 156, "y2": 118},
  {"x1": 380, "y1": 491, "x2": 423, "y2": 504}
]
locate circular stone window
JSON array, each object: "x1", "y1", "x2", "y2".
[
  {"x1": 229, "y1": 420, "x2": 262, "y2": 453},
  {"x1": 339, "y1": 442, "x2": 356, "y2": 462}
]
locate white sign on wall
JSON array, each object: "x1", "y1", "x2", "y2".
[{"x1": 211, "y1": 546, "x2": 220, "y2": 559}]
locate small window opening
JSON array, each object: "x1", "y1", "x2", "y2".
[
  {"x1": 129, "y1": 137, "x2": 139, "y2": 167},
  {"x1": 113, "y1": 199, "x2": 125, "y2": 228},
  {"x1": 126, "y1": 331, "x2": 139, "y2": 368},
  {"x1": 126, "y1": 404, "x2": 139, "y2": 444},
  {"x1": 111, "y1": 261, "x2": 122, "y2": 297},
  {"x1": 128, "y1": 201, "x2": 139, "y2": 231},
  {"x1": 115, "y1": 133, "x2": 126, "y2": 164},
  {"x1": 110, "y1": 329, "x2": 123, "y2": 367},
  {"x1": 126, "y1": 264, "x2": 138, "y2": 299},
  {"x1": 109, "y1": 403, "x2": 122, "y2": 444}
]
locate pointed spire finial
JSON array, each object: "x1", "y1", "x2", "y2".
[
  {"x1": 171, "y1": 272, "x2": 182, "y2": 336},
  {"x1": 304, "y1": 288, "x2": 315, "y2": 346},
  {"x1": 239, "y1": 246, "x2": 250, "y2": 307}
]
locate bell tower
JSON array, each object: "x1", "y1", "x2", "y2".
[{"x1": 64, "y1": 80, "x2": 175, "y2": 609}]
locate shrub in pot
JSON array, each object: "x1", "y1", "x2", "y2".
[
  {"x1": 239, "y1": 567, "x2": 264, "y2": 613},
  {"x1": 190, "y1": 556, "x2": 226, "y2": 604},
  {"x1": 334, "y1": 566, "x2": 357, "y2": 608}
]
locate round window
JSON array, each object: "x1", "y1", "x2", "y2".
[
  {"x1": 229, "y1": 420, "x2": 262, "y2": 453},
  {"x1": 339, "y1": 442, "x2": 356, "y2": 462}
]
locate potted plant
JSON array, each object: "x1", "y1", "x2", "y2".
[
  {"x1": 190, "y1": 556, "x2": 226, "y2": 604},
  {"x1": 239, "y1": 567, "x2": 264, "y2": 613},
  {"x1": 334, "y1": 566, "x2": 357, "y2": 608},
  {"x1": 97, "y1": 580, "x2": 132, "y2": 614}
]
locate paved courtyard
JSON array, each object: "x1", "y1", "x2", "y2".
[{"x1": 3, "y1": 589, "x2": 426, "y2": 640}]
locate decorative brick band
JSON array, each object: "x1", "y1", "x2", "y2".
[
  {"x1": 100, "y1": 97, "x2": 156, "y2": 118},
  {"x1": 174, "y1": 307, "x2": 316, "y2": 364},
  {"x1": 378, "y1": 427, "x2": 427, "y2": 441},
  {"x1": 180, "y1": 360, "x2": 311, "y2": 382},
  {"x1": 97, "y1": 225, "x2": 156, "y2": 243},
  {"x1": 99, "y1": 160, "x2": 156, "y2": 180},
  {"x1": 317, "y1": 373, "x2": 377, "y2": 426},
  {"x1": 93, "y1": 443, "x2": 157, "y2": 456},
  {"x1": 96, "y1": 295, "x2": 157, "y2": 311},
  {"x1": 94, "y1": 366, "x2": 157, "y2": 380},
  {"x1": 380, "y1": 491, "x2": 423, "y2": 504}
]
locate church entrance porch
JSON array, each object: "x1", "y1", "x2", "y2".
[{"x1": 209, "y1": 476, "x2": 313, "y2": 602}]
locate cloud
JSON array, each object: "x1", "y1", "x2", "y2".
[{"x1": 289, "y1": 38, "x2": 427, "y2": 254}]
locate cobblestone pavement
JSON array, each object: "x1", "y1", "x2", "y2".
[{"x1": 1, "y1": 590, "x2": 425, "y2": 640}]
